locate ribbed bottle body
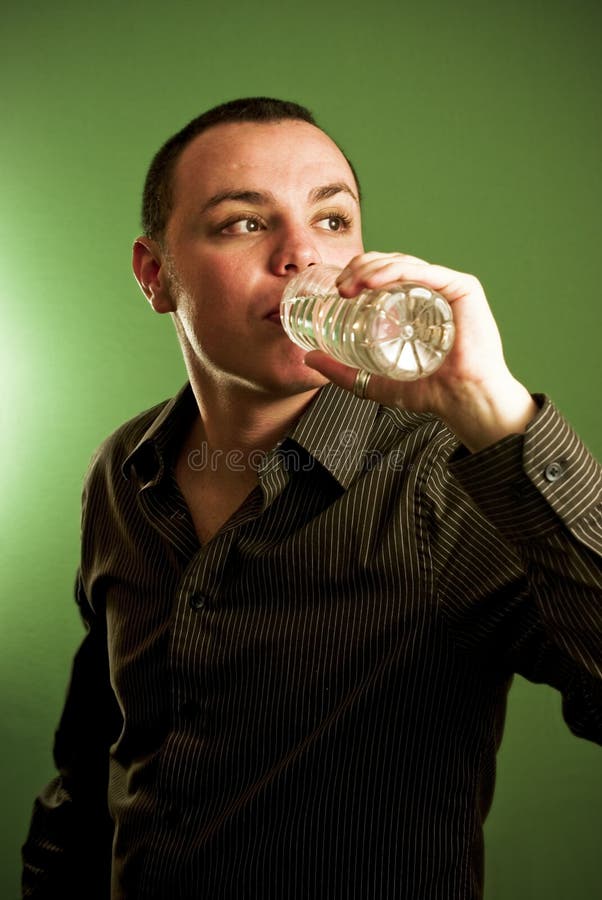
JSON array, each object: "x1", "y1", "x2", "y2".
[{"x1": 280, "y1": 265, "x2": 455, "y2": 380}]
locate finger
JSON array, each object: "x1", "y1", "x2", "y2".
[
  {"x1": 303, "y1": 351, "x2": 402, "y2": 407},
  {"x1": 345, "y1": 250, "x2": 430, "y2": 265},
  {"x1": 340, "y1": 251, "x2": 430, "y2": 280},
  {"x1": 303, "y1": 351, "x2": 360, "y2": 394},
  {"x1": 338, "y1": 259, "x2": 478, "y2": 304},
  {"x1": 336, "y1": 257, "x2": 430, "y2": 296}
]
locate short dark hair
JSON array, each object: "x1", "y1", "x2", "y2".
[{"x1": 141, "y1": 97, "x2": 360, "y2": 241}]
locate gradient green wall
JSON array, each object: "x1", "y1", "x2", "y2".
[{"x1": 2, "y1": 0, "x2": 600, "y2": 897}]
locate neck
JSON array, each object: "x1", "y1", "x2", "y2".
[{"x1": 186, "y1": 370, "x2": 320, "y2": 466}]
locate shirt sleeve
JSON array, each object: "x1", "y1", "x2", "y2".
[
  {"x1": 21, "y1": 571, "x2": 121, "y2": 898},
  {"x1": 429, "y1": 396, "x2": 602, "y2": 743}
]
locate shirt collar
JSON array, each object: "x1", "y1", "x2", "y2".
[
  {"x1": 122, "y1": 381, "x2": 385, "y2": 492},
  {"x1": 121, "y1": 382, "x2": 197, "y2": 486},
  {"x1": 288, "y1": 382, "x2": 380, "y2": 489}
]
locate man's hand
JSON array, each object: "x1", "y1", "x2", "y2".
[{"x1": 303, "y1": 252, "x2": 538, "y2": 452}]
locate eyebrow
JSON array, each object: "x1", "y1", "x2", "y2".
[
  {"x1": 309, "y1": 182, "x2": 359, "y2": 204},
  {"x1": 201, "y1": 182, "x2": 359, "y2": 213},
  {"x1": 201, "y1": 189, "x2": 271, "y2": 212}
]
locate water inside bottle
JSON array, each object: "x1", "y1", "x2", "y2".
[{"x1": 281, "y1": 284, "x2": 455, "y2": 380}]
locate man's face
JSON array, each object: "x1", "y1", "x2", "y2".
[{"x1": 157, "y1": 119, "x2": 364, "y2": 397}]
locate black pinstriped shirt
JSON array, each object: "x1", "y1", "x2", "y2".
[{"x1": 22, "y1": 382, "x2": 602, "y2": 899}]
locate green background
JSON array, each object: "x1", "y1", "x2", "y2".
[{"x1": 1, "y1": 0, "x2": 600, "y2": 897}]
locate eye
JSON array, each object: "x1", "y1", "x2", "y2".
[
  {"x1": 221, "y1": 216, "x2": 264, "y2": 235},
  {"x1": 315, "y1": 213, "x2": 352, "y2": 232}
]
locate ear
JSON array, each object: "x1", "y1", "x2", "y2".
[{"x1": 132, "y1": 237, "x2": 176, "y2": 314}]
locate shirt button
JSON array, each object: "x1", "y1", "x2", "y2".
[
  {"x1": 543, "y1": 460, "x2": 567, "y2": 483},
  {"x1": 189, "y1": 592, "x2": 208, "y2": 611}
]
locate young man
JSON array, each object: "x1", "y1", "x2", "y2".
[{"x1": 22, "y1": 97, "x2": 601, "y2": 899}]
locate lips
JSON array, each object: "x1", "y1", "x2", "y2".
[
  {"x1": 262, "y1": 281, "x2": 295, "y2": 324},
  {"x1": 263, "y1": 301, "x2": 284, "y2": 324}
]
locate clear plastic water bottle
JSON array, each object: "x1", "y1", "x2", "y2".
[{"x1": 280, "y1": 264, "x2": 455, "y2": 380}]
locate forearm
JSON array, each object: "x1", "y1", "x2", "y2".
[{"x1": 448, "y1": 396, "x2": 602, "y2": 677}]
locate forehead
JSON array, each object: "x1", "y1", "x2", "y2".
[{"x1": 171, "y1": 120, "x2": 357, "y2": 207}]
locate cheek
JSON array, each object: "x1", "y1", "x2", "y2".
[{"x1": 195, "y1": 254, "x2": 249, "y2": 306}]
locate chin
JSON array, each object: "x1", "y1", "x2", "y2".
[
  {"x1": 265, "y1": 348, "x2": 329, "y2": 392},
  {"x1": 262, "y1": 365, "x2": 329, "y2": 398}
]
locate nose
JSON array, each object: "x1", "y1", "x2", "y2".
[{"x1": 269, "y1": 226, "x2": 322, "y2": 276}]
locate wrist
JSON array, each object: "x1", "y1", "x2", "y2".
[{"x1": 439, "y1": 375, "x2": 539, "y2": 452}]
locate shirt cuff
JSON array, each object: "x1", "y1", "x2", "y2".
[{"x1": 447, "y1": 395, "x2": 602, "y2": 543}]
